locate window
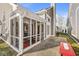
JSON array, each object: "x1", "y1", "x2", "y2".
[
  {"x1": 48, "y1": 18, "x2": 50, "y2": 22},
  {"x1": 47, "y1": 17, "x2": 50, "y2": 22}
]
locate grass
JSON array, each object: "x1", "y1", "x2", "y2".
[
  {"x1": 56, "y1": 32, "x2": 79, "y2": 56},
  {"x1": 0, "y1": 40, "x2": 17, "y2": 56}
]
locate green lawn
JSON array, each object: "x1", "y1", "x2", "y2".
[
  {"x1": 56, "y1": 32, "x2": 79, "y2": 56},
  {"x1": 0, "y1": 40, "x2": 17, "y2": 56}
]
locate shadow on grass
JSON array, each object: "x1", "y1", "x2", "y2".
[{"x1": 0, "y1": 40, "x2": 17, "y2": 56}]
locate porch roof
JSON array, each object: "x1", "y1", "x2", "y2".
[{"x1": 15, "y1": 6, "x2": 46, "y2": 22}]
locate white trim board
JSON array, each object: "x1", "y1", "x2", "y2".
[{"x1": 0, "y1": 37, "x2": 19, "y2": 53}]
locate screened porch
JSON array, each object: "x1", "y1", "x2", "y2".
[{"x1": 9, "y1": 13, "x2": 51, "y2": 53}]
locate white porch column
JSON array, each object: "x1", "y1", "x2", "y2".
[
  {"x1": 13, "y1": 20, "x2": 16, "y2": 47},
  {"x1": 44, "y1": 22, "x2": 45, "y2": 40},
  {"x1": 46, "y1": 23, "x2": 47, "y2": 37},
  {"x1": 0, "y1": 25, "x2": 1, "y2": 35},
  {"x1": 8, "y1": 16, "x2": 11, "y2": 44},
  {"x1": 19, "y1": 15, "x2": 23, "y2": 52},
  {"x1": 53, "y1": 4, "x2": 56, "y2": 36},
  {"x1": 40, "y1": 22, "x2": 41, "y2": 41},
  {"x1": 30, "y1": 19, "x2": 32, "y2": 46},
  {"x1": 36, "y1": 21, "x2": 37, "y2": 42},
  {"x1": 50, "y1": 24, "x2": 51, "y2": 35}
]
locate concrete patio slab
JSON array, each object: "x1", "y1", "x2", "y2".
[{"x1": 22, "y1": 36, "x2": 67, "y2": 56}]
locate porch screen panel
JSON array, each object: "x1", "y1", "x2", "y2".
[
  {"x1": 23, "y1": 17, "x2": 30, "y2": 49},
  {"x1": 23, "y1": 17, "x2": 30, "y2": 37},
  {"x1": 47, "y1": 25, "x2": 49, "y2": 35},
  {"x1": 31, "y1": 20, "x2": 36, "y2": 44},
  {"x1": 10, "y1": 17, "x2": 19, "y2": 50},
  {"x1": 37, "y1": 21, "x2": 40, "y2": 41},
  {"x1": 45, "y1": 23, "x2": 46, "y2": 38},
  {"x1": 41, "y1": 23, "x2": 44, "y2": 40}
]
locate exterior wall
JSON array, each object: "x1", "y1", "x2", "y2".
[
  {"x1": 69, "y1": 3, "x2": 79, "y2": 39},
  {"x1": 35, "y1": 9, "x2": 51, "y2": 36},
  {"x1": 38, "y1": 14, "x2": 45, "y2": 19},
  {"x1": 0, "y1": 3, "x2": 13, "y2": 41},
  {"x1": 35, "y1": 4, "x2": 56, "y2": 36},
  {"x1": 47, "y1": 4, "x2": 56, "y2": 36},
  {"x1": 66, "y1": 18, "x2": 72, "y2": 34},
  {"x1": 0, "y1": 3, "x2": 20, "y2": 52}
]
